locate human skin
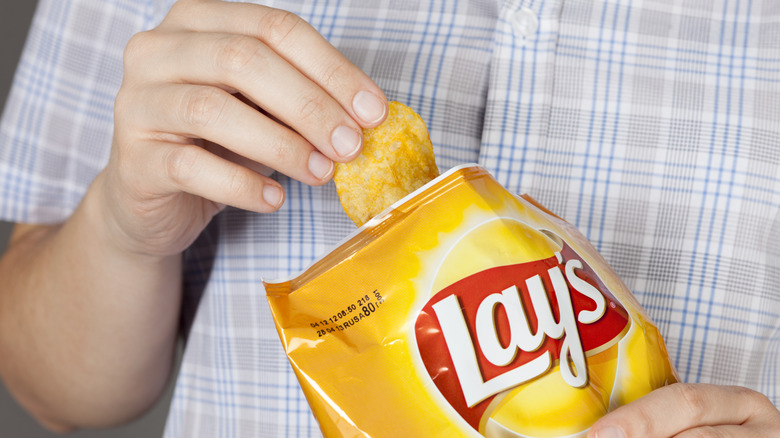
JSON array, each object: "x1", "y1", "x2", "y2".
[
  {"x1": 1, "y1": 0, "x2": 778, "y2": 436},
  {"x1": 588, "y1": 383, "x2": 780, "y2": 438},
  {"x1": 0, "y1": 0, "x2": 386, "y2": 431}
]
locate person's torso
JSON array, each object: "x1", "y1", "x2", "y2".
[{"x1": 164, "y1": 1, "x2": 780, "y2": 436}]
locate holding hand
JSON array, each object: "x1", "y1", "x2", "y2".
[
  {"x1": 589, "y1": 383, "x2": 780, "y2": 437},
  {"x1": 104, "y1": 0, "x2": 387, "y2": 257}
]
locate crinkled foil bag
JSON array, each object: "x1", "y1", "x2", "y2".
[{"x1": 264, "y1": 164, "x2": 678, "y2": 438}]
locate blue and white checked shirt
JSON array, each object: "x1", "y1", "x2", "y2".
[{"x1": 1, "y1": 0, "x2": 779, "y2": 436}]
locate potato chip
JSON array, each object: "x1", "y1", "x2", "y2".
[{"x1": 334, "y1": 101, "x2": 439, "y2": 226}]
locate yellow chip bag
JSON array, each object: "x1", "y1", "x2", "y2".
[
  {"x1": 334, "y1": 101, "x2": 439, "y2": 226},
  {"x1": 264, "y1": 164, "x2": 679, "y2": 438}
]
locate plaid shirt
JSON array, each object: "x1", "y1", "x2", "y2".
[{"x1": 1, "y1": 0, "x2": 778, "y2": 436}]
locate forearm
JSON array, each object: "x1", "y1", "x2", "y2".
[
  {"x1": 0, "y1": 0, "x2": 389, "y2": 431},
  {"x1": 0, "y1": 173, "x2": 182, "y2": 431}
]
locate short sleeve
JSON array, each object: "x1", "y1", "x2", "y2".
[{"x1": 0, "y1": 0, "x2": 154, "y2": 223}]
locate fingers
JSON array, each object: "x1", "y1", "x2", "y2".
[
  {"x1": 589, "y1": 384, "x2": 776, "y2": 438},
  {"x1": 125, "y1": 30, "x2": 365, "y2": 162},
  {"x1": 128, "y1": 83, "x2": 334, "y2": 185},
  {"x1": 152, "y1": 143, "x2": 285, "y2": 213},
  {"x1": 115, "y1": 0, "x2": 389, "y2": 217},
  {"x1": 157, "y1": 0, "x2": 388, "y2": 128}
]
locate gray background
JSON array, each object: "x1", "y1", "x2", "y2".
[{"x1": 0, "y1": 2, "x2": 174, "y2": 437}]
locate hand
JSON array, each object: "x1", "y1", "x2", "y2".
[
  {"x1": 102, "y1": 0, "x2": 387, "y2": 256},
  {"x1": 588, "y1": 383, "x2": 780, "y2": 437}
]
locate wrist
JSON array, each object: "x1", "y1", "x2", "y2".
[{"x1": 85, "y1": 170, "x2": 181, "y2": 263}]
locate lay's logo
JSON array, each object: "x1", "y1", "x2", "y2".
[{"x1": 414, "y1": 234, "x2": 630, "y2": 433}]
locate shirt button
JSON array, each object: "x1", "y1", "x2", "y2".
[{"x1": 512, "y1": 7, "x2": 539, "y2": 37}]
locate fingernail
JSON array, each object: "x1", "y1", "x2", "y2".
[
  {"x1": 262, "y1": 184, "x2": 283, "y2": 207},
  {"x1": 331, "y1": 125, "x2": 361, "y2": 158},
  {"x1": 596, "y1": 427, "x2": 626, "y2": 438},
  {"x1": 352, "y1": 91, "x2": 386, "y2": 125},
  {"x1": 308, "y1": 150, "x2": 334, "y2": 180}
]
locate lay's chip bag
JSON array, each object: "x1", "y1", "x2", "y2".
[{"x1": 264, "y1": 163, "x2": 679, "y2": 437}]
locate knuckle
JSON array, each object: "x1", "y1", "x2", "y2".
[
  {"x1": 165, "y1": 0, "x2": 187, "y2": 21},
  {"x1": 165, "y1": 0, "x2": 205, "y2": 24},
  {"x1": 674, "y1": 383, "x2": 708, "y2": 424},
  {"x1": 267, "y1": 129, "x2": 295, "y2": 164},
  {"x1": 167, "y1": 0, "x2": 193, "y2": 17},
  {"x1": 123, "y1": 30, "x2": 155, "y2": 68},
  {"x1": 737, "y1": 386, "x2": 776, "y2": 415},
  {"x1": 213, "y1": 35, "x2": 265, "y2": 75},
  {"x1": 113, "y1": 88, "x2": 133, "y2": 117},
  {"x1": 224, "y1": 165, "x2": 252, "y2": 198},
  {"x1": 754, "y1": 391, "x2": 776, "y2": 410},
  {"x1": 317, "y1": 58, "x2": 349, "y2": 91},
  {"x1": 731, "y1": 384, "x2": 759, "y2": 400},
  {"x1": 164, "y1": 147, "x2": 198, "y2": 188},
  {"x1": 180, "y1": 87, "x2": 230, "y2": 128},
  {"x1": 632, "y1": 408, "x2": 656, "y2": 436},
  {"x1": 296, "y1": 94, "x2": 328, "y2": 127},
  {"x1": 256, "y1": 8, "x2": 304, "y2": 47}
]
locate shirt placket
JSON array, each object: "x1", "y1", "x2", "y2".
[{"x1": 479, "y1": 0, "x2": 563, "y2": 195}]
